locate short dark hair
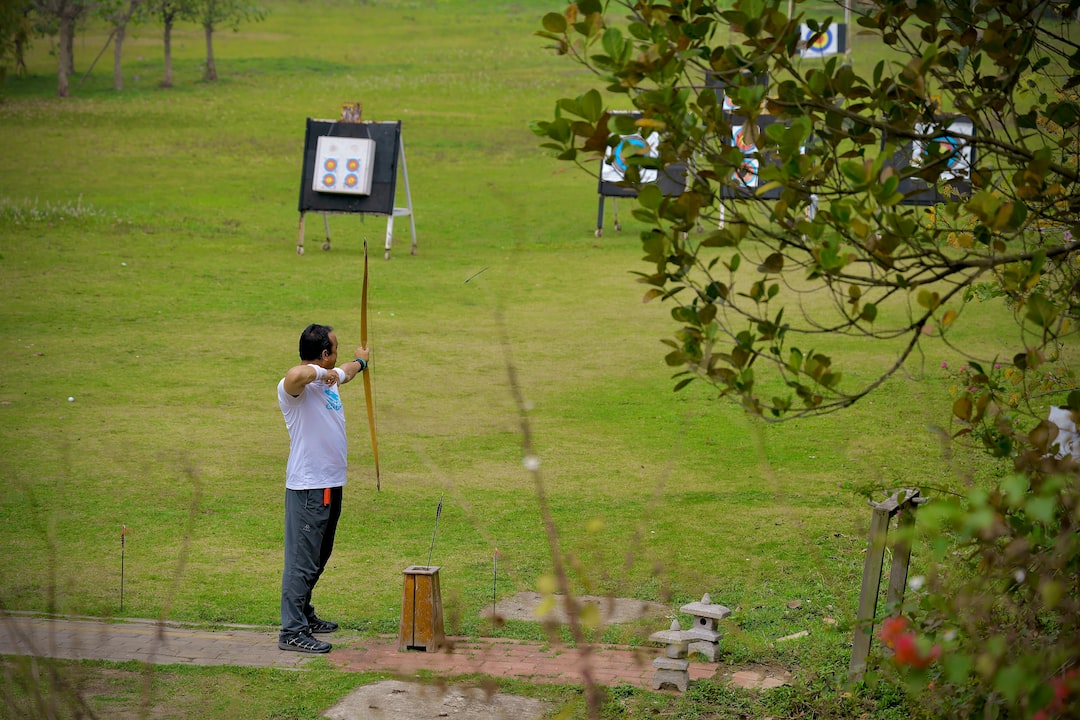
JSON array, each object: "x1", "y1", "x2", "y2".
[{"x1": 299, "y1": 324, "x2": 334, "y2": 361}]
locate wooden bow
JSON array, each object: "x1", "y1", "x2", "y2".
[{"x1": 362, "y1": 239, "x2": 381, "y2": 491}]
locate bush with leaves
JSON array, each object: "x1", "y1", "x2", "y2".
[{"x1": 533, "y1": 0, "x2": 1079, "y2": 716}]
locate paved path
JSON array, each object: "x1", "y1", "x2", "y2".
[
  {"x1": 1, "y1": 613, "x2": 794, "y2": 697},
  {"x1": 0, "y1": 615, "x2": 312, "y2": 669},
  {"x1": 0, "y1": 614, "x2": 722, "y2": 688}
]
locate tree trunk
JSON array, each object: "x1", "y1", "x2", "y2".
[
  {"x1": 57, "y1": 14, "x2": 74, "y2": 96},
  {"x1": 64, "y1": 18, "x2": 74, "y2": 75},
  {"x1": 112, "y1": 0, "x2": 142, "y2": 91},
  {"x1": 203, "y1": 23, "x2": 216, "y2": 81},
  {"x1": 162, "y1": 15, "x2": 173, "y2": 87},
  {"x1": 14, "y1": 32, "x2": 28, "y2": 77},
  {"x1": 113, "y1": 24, "x2": 125, "y2": 90}
]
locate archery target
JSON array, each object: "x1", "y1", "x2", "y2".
[
  {"x1": 601, "y1": 131, "x2": 660, "y2": 183},
  {"x1": 731, "y1": 124, "x2": 759, "y2": 188},
  {"x1": 312, "y1": 136, "x2": 376, "y2": 195},
  {"x1": 799, "y1": 23, "x2": 845, "y2": 58},
  {"x1": 913, "y1": 119, "x2": 973, "y2": 182}
]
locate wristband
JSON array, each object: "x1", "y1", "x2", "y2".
[
  {"x1": 354, "y1": 358, "x2": 368, "y2": 372},
  {"x1": 311, "y1": 365, "x2": 328, "y2": 381},
  {"x1": 334, "y1": 368, "x2": 346, "y2": 383}
]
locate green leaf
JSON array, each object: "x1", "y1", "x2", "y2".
[
  {"x1": 1025, "y1": 495, "x2": 1056, "y2": 524},
  {"x1": 557, "y1": 97, "x2": 582, "y2": 118},
  {"x1": 993, "y1": 664, "x2": 1027, "y2": 703},
  {"x1": 1039, "y1": 579, "x2": 1064, "y2": 609},
  {"x1": 944, "y1": 654, "x2": 972, "y2": 684},
  {"x1": 840, "y1": 160, "x2": 868, "y2": 186},
  {"x1": 541, "y1": 12, "x2": 567, "y2": 34},
  {"x1": 918, "y1": 290, "x2": 941, "y2": 311},
  {"x1": 1001, "y1": 475, "x2": 1028, "y2": 506},
  {"x1": 638, "y1": 183, "x2": 662, "y2": 210},
  {"x1": 546, "y1": 118, "x2": 572, "y2": 143},
  {"x1": 953, "y1": 396, "x2": 972, "y2": 421},
  {"x1": 1024, "y1": 292, "x2": 1059, "y2": 328},
  {"x1": 581, "y1": 89, "x2": 603, "y2": 124},
  {"x1": 758, "y1": 253, "x2": 784, "y2": 273},
  {"x1": 601, "y1": 27, "x2": 625, "y2": 61},
  {"x1": 787, "y1": 348, "x2": 803, "y2": 373},
  {"x1": 755, "y1": 181, "x2": 783, "y2": 197}
]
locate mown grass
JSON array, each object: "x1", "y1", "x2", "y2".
[{"x1": 0, "y1": 0, "x2": 1044, "y2": 718}]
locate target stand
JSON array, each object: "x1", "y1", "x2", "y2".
[
  {"x1": 297, "y1": 115, "x2": 416, "y2": 259},
  {"x1": 596, "y1": 112, "x2": 686, "y2": 237}
]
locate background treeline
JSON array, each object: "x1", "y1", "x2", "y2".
[{"x1": 0, "y1": 0, "x2": 266, "y2": 95}]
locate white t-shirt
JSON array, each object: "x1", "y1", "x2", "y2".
[{"x1": 278, "y1": 373, "x2": 348, "y2": 490}]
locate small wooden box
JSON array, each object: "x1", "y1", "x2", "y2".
[{"x1": 399, "y1": 565, "x2": 444, "y2": 652}]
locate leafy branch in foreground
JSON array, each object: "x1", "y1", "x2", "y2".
[
  {"x1": 533, "y1": 0, "x2": 1078, "y2": 421},
  {"x1": 535, "y1": 1, "x2": 1079, "y2": 717}
]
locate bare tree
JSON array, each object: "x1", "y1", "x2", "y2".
[
  {"x1": 192, "y1": 0, "x2": 263, "y2": 82},
  {"x1": 105, "y1": 0, "x2": 140, "y2": 90},
  {"x1": 31, "y1": 0, "x2": 94, "y2": 96},
  {"x1": 0, "y1": 0, "x2": 31, "y2": 79},
  {"x1": 146, "y1": 0, "x2": 192, "y2": 88}
]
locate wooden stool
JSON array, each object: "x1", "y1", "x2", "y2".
[{"x1": 399, "y1": 565, "x2": 445, "y2": 652}]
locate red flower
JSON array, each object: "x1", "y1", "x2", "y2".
[
  {"x1": 877, "y1": 615, "x2": 940, "y2": 669},
  {"x1": 891, "y1": 633, "x2": 941, "y2": 669},
  {"x1": 878, "y1": 615, "x2": 909, "y2": 648},
  {"x1": 1036, "y1": 669, "x2": 1080, "y2": 719}
]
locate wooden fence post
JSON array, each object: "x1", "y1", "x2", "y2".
[{"x1": 849, "y1": 488, "x2": 925, "y2": 682}]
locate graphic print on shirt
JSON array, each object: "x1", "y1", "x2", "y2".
[{"x1": 324, "y1": 386, "x2": 342, "y2": 412}]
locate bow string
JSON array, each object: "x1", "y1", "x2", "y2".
[{"x1": 362, "y1": 239, "x2": 381, "y2": 491}]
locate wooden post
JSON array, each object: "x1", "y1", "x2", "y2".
[
  {"x1": 399, "y1": 565, "x2": 445, "y2": 652},
  {"x1": 849, "y1": 489, "x2": 924, "y2": 682},
  {"x1": 885, "y1": 503, "x2": 919, "y2": 610}
]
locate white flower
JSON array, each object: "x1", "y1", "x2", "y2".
[
  {"x1": 908, "y1": 575, "x2": 925, "y2": 591},
  {"x1": 1014, "y1": 568, "x2": 1026, "y2": 584}
]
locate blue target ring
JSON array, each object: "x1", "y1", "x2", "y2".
[
  {"x1": 611, "y1": 135, "x2": 648, "y2": 177},
  {"x1": 935, "y1": 136, "x2": 961, "y2": 167}
]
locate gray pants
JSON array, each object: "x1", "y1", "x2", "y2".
[{"x1": 280, "y1": 487, "x2": 342, "y2": 638}]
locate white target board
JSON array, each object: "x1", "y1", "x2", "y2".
[
  {"x1": 313, "y1": 136, "x2": 376, "y2": 195},
  {"x1": 799, "y1": 24, "x2": 846, "y2": 58},
  {"x1": 601, "y1": 131, "x2": 660, "y2": 184},
  {"x1": 912, "y1": 118, "x2": 974, "y2": 182},
  {"x1": 731, "y1": 123, "x2": 760, "y2": 189}
]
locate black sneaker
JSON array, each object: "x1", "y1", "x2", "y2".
[
  {"x1": 308, "y1": 615, "x2": 339, "y2": 634},
  {"x1": 278, "y1": 633, "x2": 332, "y2": 653}
]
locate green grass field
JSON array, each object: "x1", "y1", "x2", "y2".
[{"x1": 0, "y1": 1, "x2": 1042, "y2": 717}]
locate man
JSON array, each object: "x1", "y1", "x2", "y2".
[{"x1": 277, "y1": 323, "x2": 369, "y2": 653}]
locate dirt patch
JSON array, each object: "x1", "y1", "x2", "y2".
[
  {"x1": 322, "y1": 679, "x2": 550, "y2": 720},
  {"x1": 481, "y1": 592, "x2": 670, "y2": 625}
]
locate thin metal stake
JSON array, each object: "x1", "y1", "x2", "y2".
[
  {"x1": 427, "y1": 496, "x2": 443, "y2": 567},
  {"x1": 120, "y1": 524, "x2": 127, "y2": 612},
  {"x1": 492, "y1": 549, "x2": 498, "y2": 619}
]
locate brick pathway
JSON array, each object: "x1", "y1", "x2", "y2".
[
  {"x1": 328, "y1": 635, "x2": 719, "y2": 687},
  {"x1": 0, "y1": 614, "x2": 721, "y2": 688}
]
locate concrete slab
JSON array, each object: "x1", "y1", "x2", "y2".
[
  {"x1": 482, "y1": 591, "x2": 669, "y2": 625},
  {"x1": 322, "y1": 679, "x2": 550, "y2": 720}
]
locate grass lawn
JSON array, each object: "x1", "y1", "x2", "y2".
[{"x1": 0, "y1": 0, "x2": 1049, "y2": 718}]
